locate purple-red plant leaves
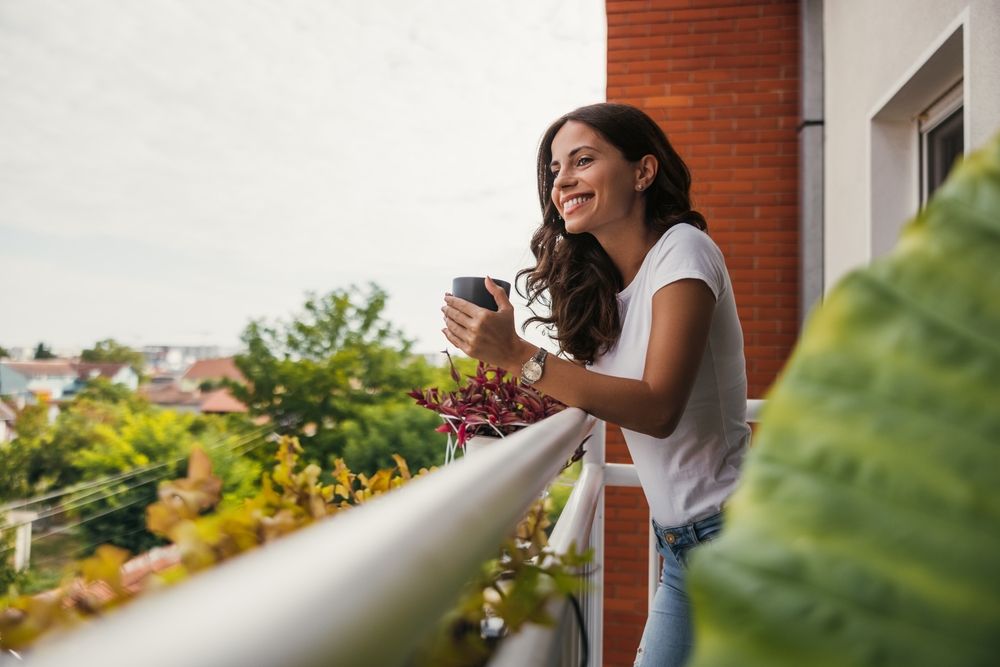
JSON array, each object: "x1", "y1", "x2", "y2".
[{"x1": 410, "y1": 360, "x2": 565, "y2": 447}]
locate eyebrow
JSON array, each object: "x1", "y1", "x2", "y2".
[{"x1": 550, "y1": 145, "x2": 599, "y2": 168}]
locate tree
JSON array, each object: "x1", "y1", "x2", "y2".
[
  {"x1": 80, "y1": 339, "x2": 148, "y2": 382},
  {"x1": 0, "y1": 345, "x2": 9, "y2": 358},
  {"x1": 229, "y1": 284, "x2": 445, "y2": 474},
  {"x1": 33, "y1": 343, "x2": 55, "y2": 360},
  {"x1": 340, "y1": 402, "x2": 446, "y2": 474}
]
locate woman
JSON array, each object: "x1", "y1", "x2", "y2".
[{"x1": 441, "y1": 103, "x2": 750, "y2": 666}]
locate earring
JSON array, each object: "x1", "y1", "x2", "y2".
[{"x1": 637, "y1": 183, "x2": 644, "y2": 190}]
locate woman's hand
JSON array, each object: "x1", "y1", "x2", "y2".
[{"x1": 441, "y1": 277, "x2": 533, "y2": 370}]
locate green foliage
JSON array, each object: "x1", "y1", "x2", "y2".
[
  {"x1": 686, "y1": 134, "x2": 1000, "y2": 665},
  {"x1": 33, "y1": 343, "x2": 55, "y2": 360},
  {"x1": 0, "y1": 345, "x2": 8, "y2": 358},
  {"x1": 80, "y1": 339, "x2": 148, "y2": 381},
  {"x1": 229, "y1": 284, "x2": 444, "y2": 474},
  {"x1": 341, "y1": 402, "x2": 446, "y2": 474},
  {"x1": 0, "y1": 378, "x2": 264, "y2": 557},
  {"x1": 1, "y1": 438, "x2": 590, "y2": 666},
  {"x1": 0, "y1": 439, "x2": 425, "y2": 651},
  {"x1": 410, "y1": 499, "x2": 592, "y2": 666},
  {"x1": 0, "y1": 520, "x2": 20, "y2": 596}
]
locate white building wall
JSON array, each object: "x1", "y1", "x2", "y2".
[{"x1": 823, "y1": 0, "x2": 1000, "y2": 289}]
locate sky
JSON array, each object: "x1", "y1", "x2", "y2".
[{"x1": 0, "y1": 0, "x2": 606, "y2": 356}]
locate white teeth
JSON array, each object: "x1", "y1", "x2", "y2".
[{"x1": 565, "y1": 196, "x2": 591, "y2": 207}]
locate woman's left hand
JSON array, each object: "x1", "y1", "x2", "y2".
[{"x1": 442, "y1": 277, "x2": 529, "y2": 369}]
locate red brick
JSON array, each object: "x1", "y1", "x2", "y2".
[
  {"x1": 711, "y1": 80, "x2": 758, "y2": 94},
  {"x1": 690, "y1": 19, "x2": 738, "y2": 33},
  {"x1": 623, "y1": 11, "x2": 672, "y2": 23},
  {"x1": 691, "y1": 69, "x2": 735, "y2": 82},
  {"x1": 626, "y1": 35, "x2": 673, "y2": 48},
  {"x1": 608, "y1": 73, "x2": 648, "y2": 86},
  {"x1": 609, "y1": 48, "x2": 653, "y2": 63},
  {"x1": 714, "y1": 5, "x2": 762, "y2": 19},
  {"x1": 716, "y1": 30, "x2": 762, "y2": 44},
  {"x1": 648, "y1": 71, "x2": 697, "y2": 84},
  {"x1": 671, "y1": 7, "x2": 716, "y2": 20},
  {"x1": 669, "y1": 32, "x2": 716, "y2": 46},
  {"x1": 609, "y1": 24, "x2": 653, "y2": 38},
  {"x1": 648, "y1": 21, "x2": 700, "y2": 36},
  {"x1": 648, "y1": 0, "x2": 693, "y2": 8},
  {"x1": 606, "y1": 1, "x2": 650, "y2": 14}
]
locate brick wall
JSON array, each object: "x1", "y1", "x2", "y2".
[
  {"x1": 602, "y1": 2, "x2": 801, "y2": 664},
  {"x1": 607, "y1": 0, "x2": 801, "y2": 399}
]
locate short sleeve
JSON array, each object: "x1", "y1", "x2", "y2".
[{"x1": 648, "y1": 224, "x2": 727, "y2": 300}]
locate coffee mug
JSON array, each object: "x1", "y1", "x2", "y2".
[{"x1": 451, "y1": 277, "x2": 511, "y2": 312}]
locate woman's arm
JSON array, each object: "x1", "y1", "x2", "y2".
[{"x1": 441, "y1": 277, "x2": 715, "y2": 439}]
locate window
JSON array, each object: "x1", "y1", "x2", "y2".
[{"x1": 920, "y1": 81, "x2": 963, "y2": 205}]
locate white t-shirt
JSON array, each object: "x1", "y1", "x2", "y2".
[{"x1": 590, "y1": 223, "x2": 751, "y2": 527}]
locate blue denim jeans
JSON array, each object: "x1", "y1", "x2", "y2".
[{"x1": 633, "y1": 511, "x2": 724, "y2": 667}]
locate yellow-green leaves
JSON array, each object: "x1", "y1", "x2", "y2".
[
  {"x1": 686, "y1": 134, "x2": 1000, "y2": 665},
  {"x1": 0, "y1": 437, "x2": 418, "y2": 653}
]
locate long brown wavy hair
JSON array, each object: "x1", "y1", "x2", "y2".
[{"x1": 517, "y1": 103, "x2": 707, "y2": 364}]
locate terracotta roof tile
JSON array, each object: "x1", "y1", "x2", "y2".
[
  {"x1": 75, "y1": 362, "x2": 132, "y2": 380},
  {"x1": 181, "y1": 357, "x2": 245, "y2": 383},
  {"x1": 199, "y1": 388, "x2": 248, "y2": 413}
]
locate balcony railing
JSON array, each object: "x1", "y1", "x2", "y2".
[{"x1": 20, "y1": 401, "x2": 764, "y2": 667}]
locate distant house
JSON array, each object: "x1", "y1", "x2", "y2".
[
  {"x1": 1, "y1": 359, "x2": 141, "y2": 403},
  {"x1": 72, "y1": 362, "x2": 140, "y2": 392},
  {"x1": 140, "y1": 382, "x2": 206, "y2": 414},
  {"x1": 0, "y1": 360, "x2": 78, "y2": 401},
  {"x1": 142, "y1": 357, "x2": 248, "y2": 415},
  {"x1": 180, "y1": 357, "x2": 245, "y2": 393},
  {"x1": 0, "y1": 402, "x2": 16, "y2": 442},
  {"x1": 199, "y1": 388, "x2": 248, "y2": 415},
  {"x1": 0, "y1": 363, "x2": 31, "y2": 402}
]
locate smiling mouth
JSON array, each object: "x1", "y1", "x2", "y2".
[{"x1": 563, "y1": 195, "x2": 593, "y2": 214}]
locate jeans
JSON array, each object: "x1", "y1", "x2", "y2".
[{"x1": 633, "y1": 511, "x2": 724, "y2": 667}]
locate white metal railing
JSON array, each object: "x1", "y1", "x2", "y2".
[
  {"x1": 489, "y1": 425, "x2": 606, "y2": 667},
  {"x1": 17, "y1": 399, "x2": 765, "y2": 667},
  {"x1": 22, "y1": 408, "x2": 597, "y2": 667}
]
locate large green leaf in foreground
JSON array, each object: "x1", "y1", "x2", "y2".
[{"x1": 687, "y1": 133, "x2": 1000, "y2": 667}]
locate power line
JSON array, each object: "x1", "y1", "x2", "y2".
[
  {"x1": 0, "y1": 428, "x2": 277, "y2": 559},
  {"x1": 0, "y1": 422, "x2": 266, "y2": 514},
  {"x1": 0, "y1": 426, "x2": 274, "y2": 531}
]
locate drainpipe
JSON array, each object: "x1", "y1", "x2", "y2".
[{"x1": 799, "y1": 0, "x2": 824, "y2": 325}]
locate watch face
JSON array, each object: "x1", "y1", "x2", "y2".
[{"x1": 522, "y1": 360, "x2": 542, "y2": 383}]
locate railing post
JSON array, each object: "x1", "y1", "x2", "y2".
[{"x1": 582, "y1": 421, "x2": 605, "y2": 667}]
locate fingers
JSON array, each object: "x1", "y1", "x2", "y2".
[
  {"x1": 443, "y1": 293, "x2": 480, "y2": 318},
  {"x1": 441, "y1": 326, "x2": 467, "y2": 352},
  {"x1": 443, "y1": 310, "x2": 471, "y2": 347},
  {"x1": 485, "y1": 276, "x2": 513, "y2": 311},
  {"x1": 441, "y1": 303, "x2": 474, "y2": 328}
]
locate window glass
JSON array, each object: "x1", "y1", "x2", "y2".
[{"x1": 926, "y1": 107, "x2": 963, "y2": 198}]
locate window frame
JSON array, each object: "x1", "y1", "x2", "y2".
[{"x1": 919, "y1": 80, "x2": 964, "y2": 206}]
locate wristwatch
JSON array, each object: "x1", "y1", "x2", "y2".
[{"x1": 520, "y1": 347, "x2": 548, "y2": 385}]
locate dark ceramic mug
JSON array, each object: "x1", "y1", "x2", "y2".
[{"x1": 451, "y1": 277, "x2": 511, "y2": 312}]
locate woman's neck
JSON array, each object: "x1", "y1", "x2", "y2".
[{"x1": 594, "y1": 220, "x2": 660, "y2": 290}]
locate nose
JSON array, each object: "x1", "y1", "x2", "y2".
[{"x1": 552, "y1": 168, "x2": 574, "y2": 192}]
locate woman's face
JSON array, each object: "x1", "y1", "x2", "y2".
[{"x1": 549, "y1": 120, "x2": 643, "y2": 238}]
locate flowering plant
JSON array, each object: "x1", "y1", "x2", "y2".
[{"x1": 407, "y1": 353, "x2": 566, "y2": 455}]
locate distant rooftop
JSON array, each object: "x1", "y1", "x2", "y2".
[
  {"x1": 2, "y1": 360, "x2": 77, "y2": 378},
  {"x1": 182, "y1": 357, "x2": 244, "y2": 383}
]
